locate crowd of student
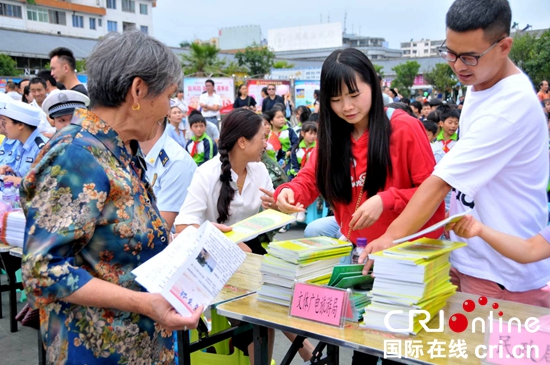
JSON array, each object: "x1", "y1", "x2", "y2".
[{"x1": 3, "y1": 0, "x2": 550, "y2": 364}]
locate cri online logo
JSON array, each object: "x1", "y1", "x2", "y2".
[{"x1": 384, "y1": 296, "x2": 541, "y2": 334}]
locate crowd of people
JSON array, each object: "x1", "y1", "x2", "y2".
[{"x1": 1, "y1": 0, "x2": 549, "y2": 364}]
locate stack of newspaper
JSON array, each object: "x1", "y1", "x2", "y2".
[
  {"x1": 258, "y1": 237, "x2": 353, "y2": 306},
  {"x1": 361, "y1": 237, "x2": 466, "y2": 334},
  {"x1": 0, "y1": 210, "x2": 26, "y2": 247}
]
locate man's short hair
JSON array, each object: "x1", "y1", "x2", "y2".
[
  {"x1": 422, "y1": 119, "x2": 438, "y2": 135},
  {"x1": 205, "y1": 79, "x2": 214, "y2": 86},
  {"x1": 189, "y1": 110, "x2": 207, "y2": 126},
  {"x1": 446, "y1": 0, "x2": 511, "y2": 42},
  {"x1": 5, "y1": 81, "x2": 16, "y2": 91},
  {"x1": 37, "y1": 70, "x2": 57, "y2": 87},
  {"x1": 49, "y1": 47, "x2": 77, "y2": 71},
  {"x1": 411, "y1": 101, "x2": 423, "y2": 113},
  {"x1": 29, "y1": 77, "x2": 47, "y2": 89}
]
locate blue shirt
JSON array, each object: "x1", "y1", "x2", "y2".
[
  {"x1": 13, "y1": 129, "x2": 48, "y2": 177},
  {"x1": 166, "y1": 124, "x2": 186, "y2": 149},
  {"x1": 0, "y1": 138, "x2": 21, "y2": 167},
  {"x1": 145, "y1": 128, "x2": 196, "y2": 213},
  {"x1": 21, "y1": 109, "x2": 174, "y2": 364}
]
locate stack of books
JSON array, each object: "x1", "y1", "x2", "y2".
[
  {"x1": 258, "y1": 237, "x2": 353, "y2": 306},
  {"x1": 361, "y1": 238, "x2": 466, "y2": 334},
  {"x1": 327, "y1": 264, "x2": 374, "y2": 321},
  {"x1": 0, "y1": 210, "x2": 25, "y2": 248}
]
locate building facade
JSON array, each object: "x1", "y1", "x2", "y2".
[
  {"x1": 0, "y1": 0, "x2": 154, "y2": 39},
  {"x1": 400, "y1": 39, "x2": 444, "y2": 58}
]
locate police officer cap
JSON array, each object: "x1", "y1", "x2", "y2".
[
  {"x1": 0, "y1": 100, "x2": 41, "y2": 127},
  {"x1": 42, "y1": 90, "x2": 90, "y2": 119}
]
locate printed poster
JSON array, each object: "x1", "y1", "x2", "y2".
[
  {"x1": 294, "y1": 80, "x2": 320, "y2": 110},
  {"x1": 184, "y1": 77, "x2": 235, "y2": 114},
  {"x1": 246, "y1": 79, "x2": 290, "y2": 113}
]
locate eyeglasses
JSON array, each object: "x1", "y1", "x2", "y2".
[
  {"x1": 267, "y1": 88, "x2": 275, "y2": 91},
  {"x1": 438, "y1": 37, "x2": 505, "y2": 66}
]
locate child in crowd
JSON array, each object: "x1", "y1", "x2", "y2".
[
  {"x1": 420, "y1": 102, "x2": 432, "y2": 121},
  {"x1": 422, "y1": 119, "x2": 438, "y2": 144},
  {"x1": 433, "y1": 105, "x2": 460, "y2": 154},
  {"x1": 186, "y1": 112, "x2": 217, "y2": 166},
  {"x1": 265, "y1": 104, "x2": 298, "y2": 168},
  {"x1": 449, "y1": 214, "x2": 550, "y2": 264},
  {"x1": 289, "y1": 122, "x2": 317, "y2": 178},
  {"x1": 292, "y1": 105, "x2": 312, "y2": 135}
]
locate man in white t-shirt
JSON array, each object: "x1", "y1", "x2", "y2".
[
  {"x1": 198, "y1": 79, "x2": 221, "y2": 130},
  {"x1": 362, "y1": 0, "x2": 550, "y2": 308}
]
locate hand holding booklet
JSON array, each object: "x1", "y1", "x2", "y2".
[{"x1": 132, "y1": 221, "x2": 247, "y2": 317}]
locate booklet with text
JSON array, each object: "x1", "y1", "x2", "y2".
[
  {"x1": 392, "y1": 209, "x2": 472, "y2": 244},
  {"x1": 224, "y1": 209, "x2": 296, "y2": 243},
  {"x1": 132, "y1": 221, "x2": 247, "y2": 316}
]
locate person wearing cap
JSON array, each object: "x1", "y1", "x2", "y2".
[
  {"x1": 41, "y1": 89, "x2": 90, "y2": 131},
  {"x1": 139, "y1": 117, "x2": 196, "y2": 231},
  {"x1": 0, "y1": 95, "x2": 21, "y2": 166},
  {"x1": 0, "y1": 100, "x2": 49, "y2": 185}
]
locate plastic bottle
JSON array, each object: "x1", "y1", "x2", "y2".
[
  {"x1": 3, "y1": 182, "x2": 17, "y2": 209},
  {"x1": 351, "y1": 237, "x2": 368, "y2": 264}
]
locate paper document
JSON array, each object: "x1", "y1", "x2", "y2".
[
  {"x1": 132, "y1": 222, "x2": 246, "y2": 316},
  {"x1": 392, "y1": 209, "x2": 472, "y2": 244}
]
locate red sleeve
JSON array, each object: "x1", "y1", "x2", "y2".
[
  {"x1": 377, "y1": 110, "x2": 438, "y2": 213},
  {"x1": 273, "y1": 148, "x2": 320, "y2": 207}
]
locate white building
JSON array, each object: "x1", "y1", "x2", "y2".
[
  {"x1": 400, "y1": 39, "x2": 444, "y2": 58},
  {"x1": 0, "y1": 0, "x2": 154, "y2": 39}
]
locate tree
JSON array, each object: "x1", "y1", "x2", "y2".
[
  {"x1": 75, "y1": 59, "x2": 86, "y2": 73},
  {"x1": 272, "y1": 60, "x2": 295, "y2": 69},
  {"x1": 179, "y1": 40, "x2": 191, "y2": 48},
  {"x1": 423, "y1": 63, "x2": 457, "y2": 95},
  {"x1": 390, "y1": 61, "x2": 421, "y2": 97},
  {"x1": 181, "y1": 43, "x2": 225, "y2": 76},
  {"x1": 235, "y1": 43, "x2": 275, "y2": 76},
  {"x1": 0, "y1": 54, "x2": 18, "y2": 76},
  {"x1": 221, "y1": 60, "x2": 248, "y2": 76},
  {"x1": 373, "y1": 63, "x2": 384, "y2": 79},
  {"x1": 523, "y1": 29, "x2": 550, "y2": 86},
  {"x1": 509, "y1": 31, "x2": 536, "y2": 72}
]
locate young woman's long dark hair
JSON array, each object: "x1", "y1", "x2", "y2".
[
  {"x1": 316, "y1": 48, "x2": 392, "y2": 206},
  {"x1": 216, "y1": 108, "x2": 263, "y2": 223}
]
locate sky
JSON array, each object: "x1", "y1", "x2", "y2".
[{"x1": 152, "y1": 0, "x2": 549, "y2": 50}]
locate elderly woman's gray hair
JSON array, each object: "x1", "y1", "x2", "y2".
[{"x1": 86, "y1": 30, "x2": 182, "y2": 108}]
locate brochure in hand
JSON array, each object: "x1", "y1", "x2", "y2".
[
  {"x1": 132, "y1": 221, "x2": 247, "y2": 316},
  {"x1": 224, "y1": 209, "x2": 296, "y2": 243}
]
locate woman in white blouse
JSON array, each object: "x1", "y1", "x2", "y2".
[{"x1": 174, "y1": 108, "x2": 274, "y2": 254}]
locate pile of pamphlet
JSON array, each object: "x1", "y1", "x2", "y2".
[
  {"x1": 258, "y1": 237, "x2": 352, "y2": 306},
  {"x1": 361, "y1": 238, "x2": 466, "y2": 334}
]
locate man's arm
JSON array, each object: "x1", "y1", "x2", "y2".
[{"x1": 359, "y1": 175, "x2": 450, "y2": 274}]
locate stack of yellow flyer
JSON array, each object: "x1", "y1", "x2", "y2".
[
  {"x1": 258, "y1": 237, "x2": 353, "y2": 306},
  {"x1": 361, "y1": 238, "x2": 466, "y2": 335}
]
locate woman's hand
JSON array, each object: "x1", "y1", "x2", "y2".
[
  {"x1": 3, "y1": 176, "x2": 22, "y2": 185},
  {"x1": 260, "y1": 188, "x2": 278, "y2": 211},
  {"x1": 143, "y1": 293, "x2": 203, "y2": 331},
  {"x1": 276, "y1": 188, "x2": 305, "y2": 213},
  {"x1": 0, "y1": 165, "x2": 14, "y2": 175},
  {"x1": 349, "y1": 195, "x2": 383, "y2": 231},
  {"x1": 212, "y1": 222, "x2": 232, "y2": 233}
]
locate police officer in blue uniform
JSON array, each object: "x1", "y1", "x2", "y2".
[
  {"x1": 0, "y1": 100, "x2": 21, "y2": 167},
  {"x1": 0, "y1": 100, "x2": 49, "y2": 185},
  {"x1": 139, "y1": 117, "x2": 197, "y2": 231}
]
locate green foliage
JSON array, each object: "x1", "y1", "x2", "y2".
[
  {"x1": 0, "y1": 54, "x2": 18, "y2": 76},
  {"x1": 181, "y1": 43, "x2": 225, "y2": 76},
  {"x1": 235, "y1": 43, "x2": 275, "y2": 76},
  {"x1": 390, "y1": 61, "x2": 420, "y2": 97},
  {"x1": 510, "y1": 29, "x2": 550, "y2": 86},
  {"x1": 272, "y1": 60, "x2": 295, "y2": 69},
  {"x1": 373, "y1": 64, "x2": 384, "y2": 78},
  {"x1": 221, "y1": 61, "x2": 248, "y2": 75},
  {"x1": 179, "y1": 40, "x2": 191, "y2": 48},
  {"x1": 423, "y1": 63, "x2": 456, "y2": 94},
  {"x1": 75, "y1": 59, "x2": 86, "y2": 72}
]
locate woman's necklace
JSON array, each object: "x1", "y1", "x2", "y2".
[{"x1": 236, "y1": 169, "x2": 248, "y2": 190}]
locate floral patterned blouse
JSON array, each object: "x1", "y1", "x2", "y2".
[{"x1": 21, "y1": 109, "x2": 174, "y2": 364}]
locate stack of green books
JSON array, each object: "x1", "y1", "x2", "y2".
[
  {"x1": 361, "y1": 238, "x2": 466, "y2": 334},
  {"x1": 258, "y1": 237, "x2": 353, "y2": 306},
  {"x1": 327, "y1": 264, "x2": 373, "y2": 321}
]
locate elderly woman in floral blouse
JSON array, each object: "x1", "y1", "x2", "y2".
[{"x1": 20, "y1": 31, "x2": 202, "y2": 364}]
